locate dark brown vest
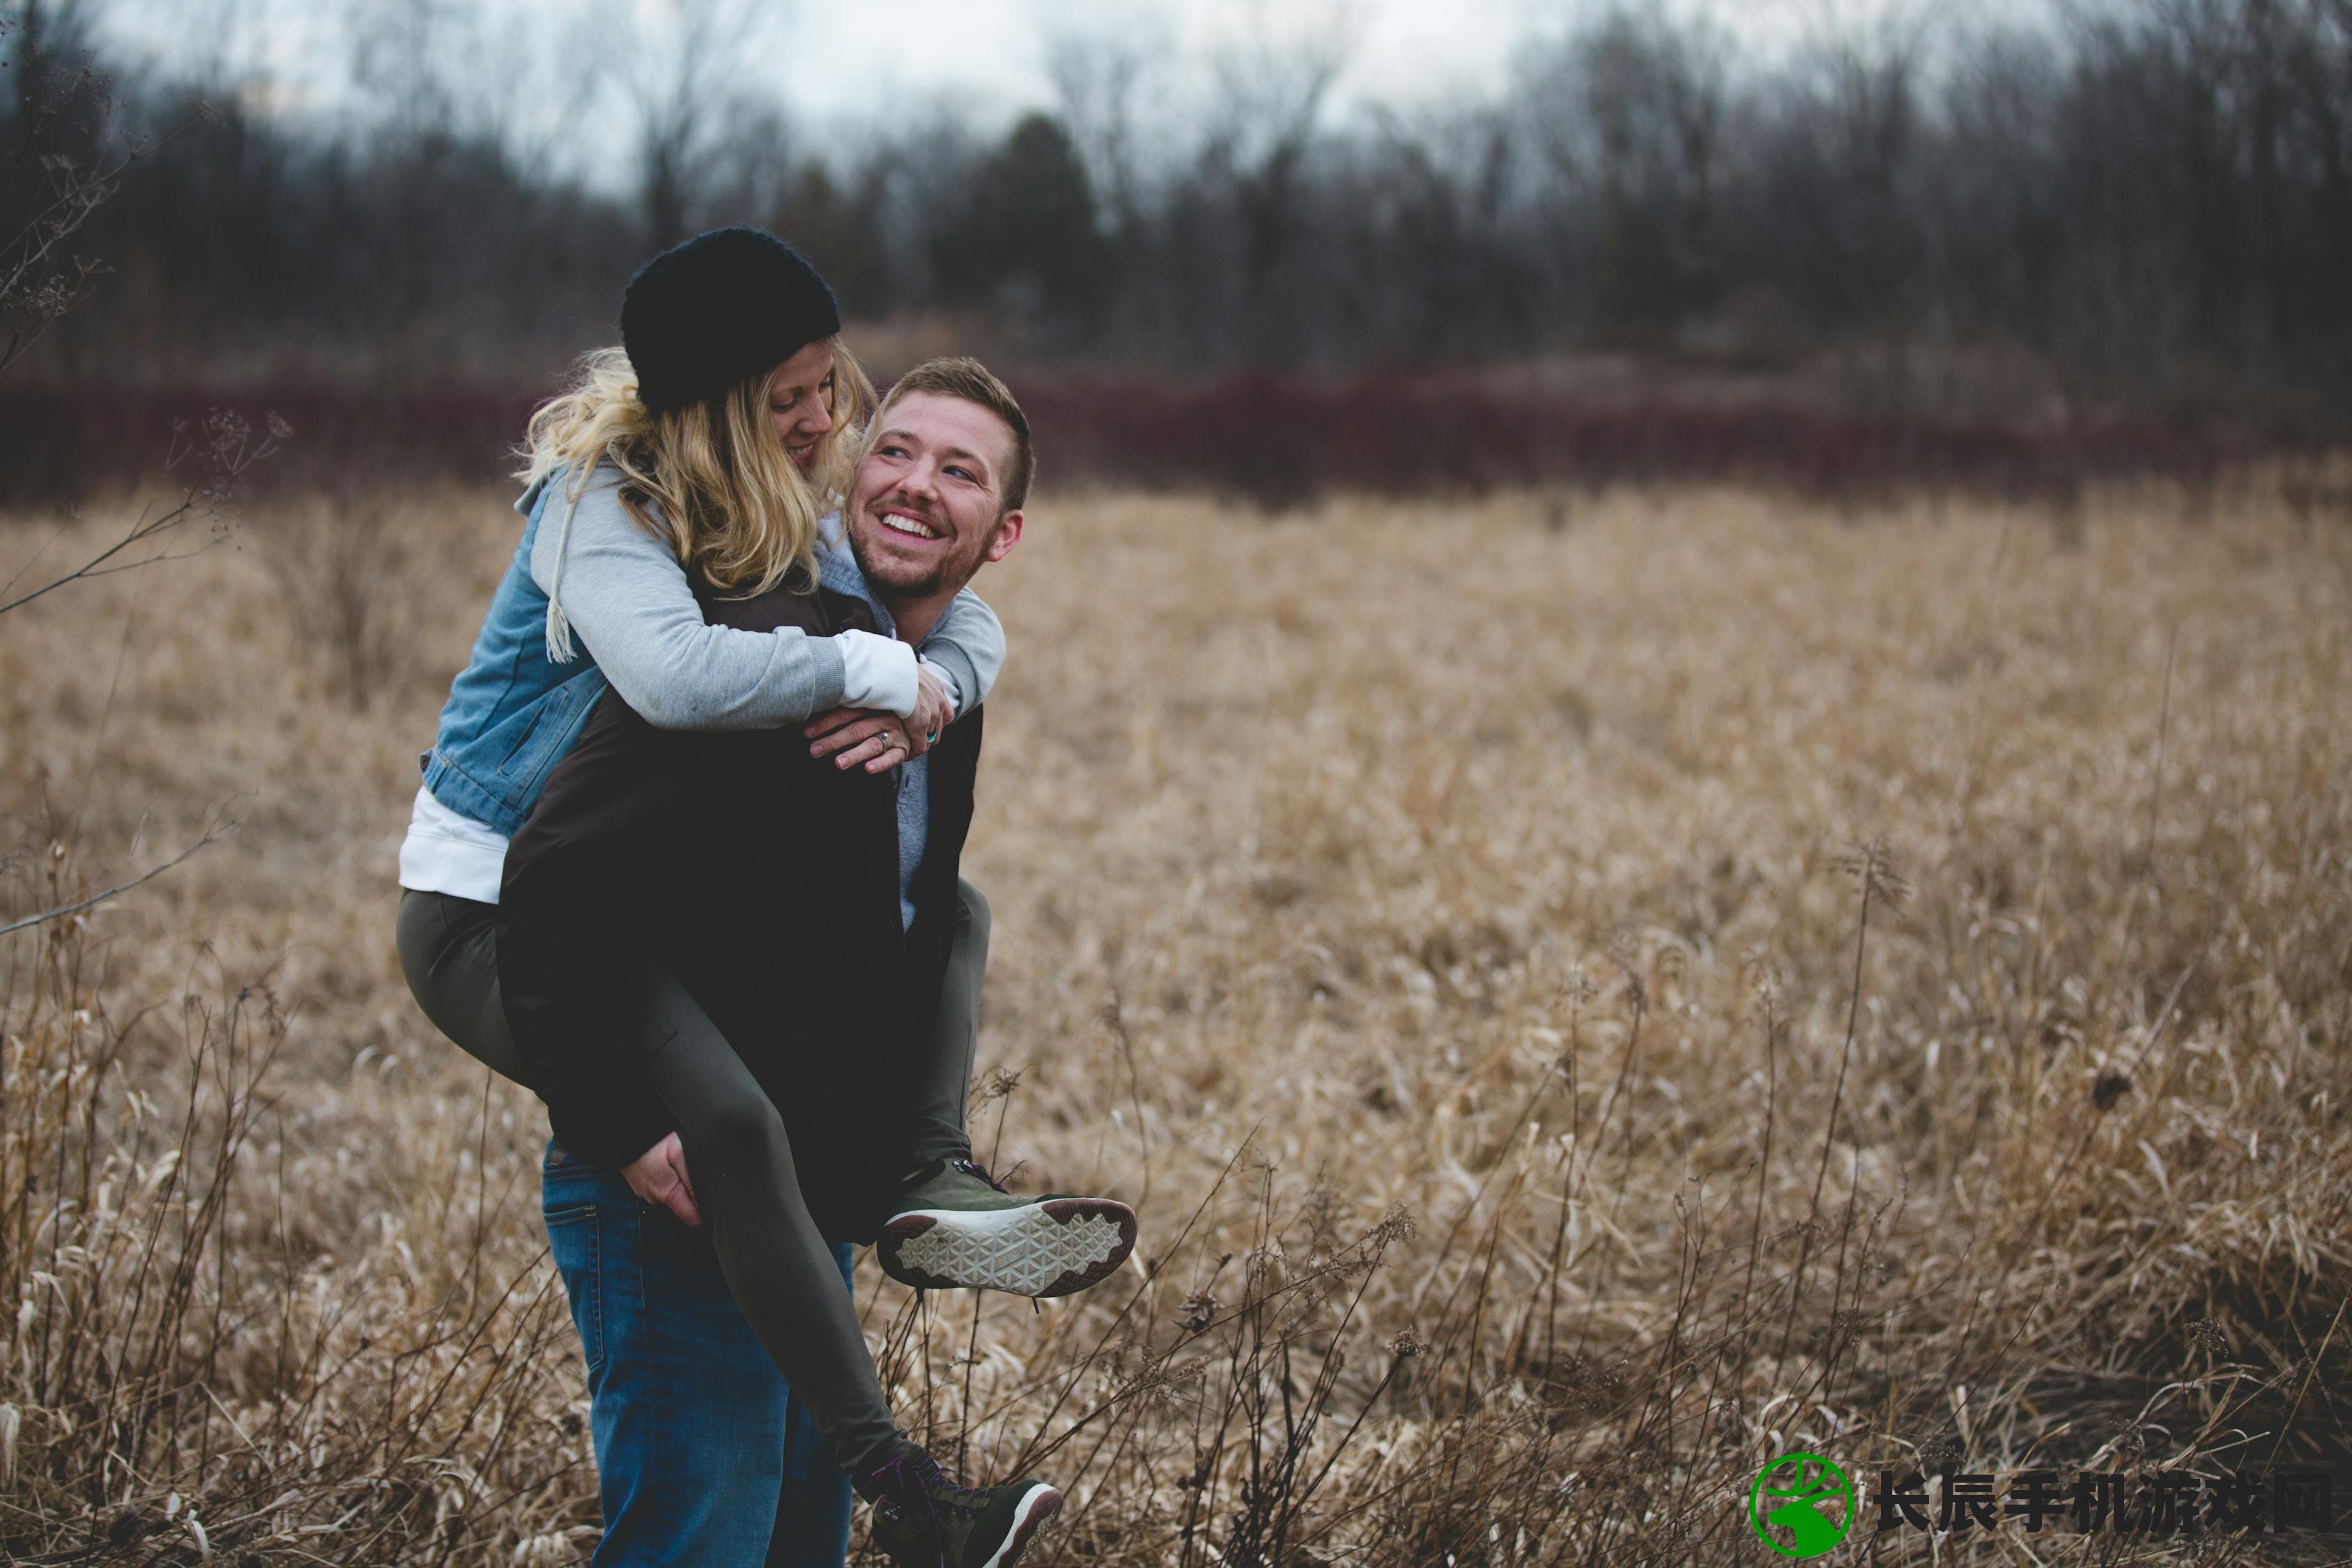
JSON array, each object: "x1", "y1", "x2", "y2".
[{"x1": 498, "y1": 578, "x2": 984, "y2": 1240}]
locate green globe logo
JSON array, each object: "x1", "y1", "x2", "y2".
[{"x1": 1747, "y1": 1452, "x2": 1857, "y2": 1558}]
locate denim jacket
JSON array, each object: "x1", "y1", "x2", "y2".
[{"x1": 418, "y1": 482, "x2": 610, "y2": 837}]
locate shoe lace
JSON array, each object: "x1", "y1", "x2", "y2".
[
  {"x1": 951, "y1": 1157, "x2": 1012, "y2": 1195},
  {"x1": 870, "y1": 1445, "x2": 992, "y2": 1566},
  {"x1": 869, "y1": 1451, "x2": 947, "y2": 1567}
]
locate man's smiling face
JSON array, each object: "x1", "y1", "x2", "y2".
[{"x1": 846, "y1": 390, "x2": 1024, "y2": 603}]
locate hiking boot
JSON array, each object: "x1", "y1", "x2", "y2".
[
  {"x1": 877, "y1": 1158, "x2": 1137, "y2": 1298},
  {"x1": 857, "y1": 1440, "x2": 1061, "y2": 1568}
]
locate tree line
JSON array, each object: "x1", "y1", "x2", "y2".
[{"x1": 6, "y1": 0, "x2": 2350, "y2": 426}]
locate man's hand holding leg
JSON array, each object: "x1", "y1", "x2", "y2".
[{"x1": 623, "y1": 1132, "x2": 701, "y2": 1227}]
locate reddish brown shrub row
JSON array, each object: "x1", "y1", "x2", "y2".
[
  {"x1": 0, "y1": 380, "x2": 544, "y2": 504},
  {"x1": 1017, "y1": 372, "x2": 2269, "y2": 509},
  {"x1": 0, "y1": 371, "x2": 2295, "y2": 510}
]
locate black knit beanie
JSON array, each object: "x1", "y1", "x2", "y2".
[{"x1": 620, "y1": 226, "x2": 842, "y2": 415}]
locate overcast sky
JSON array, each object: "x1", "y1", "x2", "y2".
[
  {"x1": 108, "y1": 0, "x2": 1997, "y2": 110},
  {"x1": 784, "y1": 0, "x2": 1552, "y2": 119},
  {"x1": 100, "y1": 0, "x2": 2046, "y2": 179}
]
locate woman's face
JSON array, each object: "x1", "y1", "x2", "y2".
[{"x1": 767, "y1": 341, "x2": 838, "y2": 471}]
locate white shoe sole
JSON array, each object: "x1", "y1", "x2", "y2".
[
  {"x1": 978, "y1": 1482, "x2": 1061, "y2": 1568},
  {"x1": 877, "y1": 1198, "x2": 1137, "y2": 1296}
]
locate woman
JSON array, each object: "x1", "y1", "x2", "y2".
[
  {"x1": 397, "y1": 229, "x2": 1105, "y2": 1567},
  {"x1": 397, "y1": 228, "x2": 978, "y2": 1114}
]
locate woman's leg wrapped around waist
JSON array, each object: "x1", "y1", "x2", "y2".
[
  {"x1": 638, "y1": 967, "x2": 902, "y2": 1475},
  {"x1": 395, "y1": 888, "x2": 533, "y2": 1085}
]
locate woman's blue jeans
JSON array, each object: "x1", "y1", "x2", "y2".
[{"x1": 542, "y1": 1144, "x2": 856, "y2": 1567}]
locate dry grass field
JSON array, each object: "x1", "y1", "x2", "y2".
[{"x1": 3, "y1": 475, "x2": 2349, "y2": 1565}]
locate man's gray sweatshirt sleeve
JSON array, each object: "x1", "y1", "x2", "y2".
[
  {"x1": 530, "y1": 471, "x2": 850, "y2": 730},
  {"x1": 920, "y1": 586, "x2": 1006, "y2": 716}
]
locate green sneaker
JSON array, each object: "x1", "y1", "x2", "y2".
[
  {"x1": 877, "y1": 1158, "x2": 1137, "y2": 1298},
  {"x1": 858, "y1": 1440, "x2": 1061, "y2": 1568}
]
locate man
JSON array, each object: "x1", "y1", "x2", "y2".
[{"x1": 502, "y1": 358, "x2": 1093, "y2": 1568}]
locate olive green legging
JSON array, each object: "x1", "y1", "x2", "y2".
[{"x1": 394, "y1": 884, "x2": 991, "y2": 1475}]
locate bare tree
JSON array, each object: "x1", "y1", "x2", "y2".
[
  {"x1": 1351, "y1": 102, "x2": 1532, "y2": 359},
  {"x1": 699, "y1": 98, "x2": 799, "y2": 225},
  {"x1": 1196, "y1": 4, "x2": 1357, "y2": 362},
  {"x1": 599, "y1": 0, "x2": 781, "y2": 248},
  {"x1": 346, "y1": 0, "x2": 466, "y2": 143},
  {"x1": 0, "y1": 2, "x2": 234, "y2": 516},
  {"x1": 1045, "y1": 13, "x2": 1170, "y2": 247},
  {"x1": 0, "y1": 8, "x2": 275, "y2": 933},
  {"x1": 1, "y1": 0, "x2": 121, "y2": 372},
  {"x1": 1520, "y1": 7, "x2": 1730, "y2": 328}
]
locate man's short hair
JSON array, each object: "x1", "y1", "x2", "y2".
[{"x1": 873, "y1": 357, "x2": 1033, "y2": 512}]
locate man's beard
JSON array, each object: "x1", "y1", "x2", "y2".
[
  {"x1": 864, "y1": 555, "x2": 953, "y2": 599},
  {"x1": 850, "y1": 510, "x2": 997, "y2": 603}
]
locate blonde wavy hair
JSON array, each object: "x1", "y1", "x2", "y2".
[{"x1": 518, "y1": 337, "x2": 875, "y2": 654}]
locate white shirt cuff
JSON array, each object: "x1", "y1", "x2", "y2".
[{"x1": 836, "y1": 629, "x2": 919, "y2": 716}]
